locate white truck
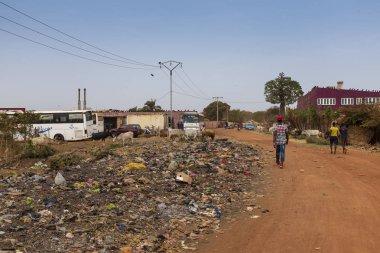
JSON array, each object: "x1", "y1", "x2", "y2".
[{"x1": 182, "y1": 112, "x2": 202, "y2": 137}]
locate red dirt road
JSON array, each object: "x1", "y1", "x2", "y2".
[{"x1": 195, "y1": 129, "x2": 380, "y2": 253}]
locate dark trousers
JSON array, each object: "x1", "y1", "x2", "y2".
[{"x1": 276, "y1": 144, "x2": 286, "y2": 164}]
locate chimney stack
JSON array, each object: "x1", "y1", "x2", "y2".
[
  {"x1": 337, "y1": 81, "x2": 344, "y2": 90},
  {"x1": 83, "y1": 88, "x2": 87, "y2": 110},
  {"x1": 77, "y1": 88, "x2": 82, "y2": 110}
]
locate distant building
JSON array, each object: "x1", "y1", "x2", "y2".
[
  {"x1": 95, "y1": 109, "x2": 200, "y2": 130},
  {"x1": 0, "y1": 108, "x2": 26, "y2": 113},
  {"x1": 126, "y1": 112, "x2": 167, "y2": 130},
  {"x1": 297, "y1": 81, "x2": 380, "y2": 110}
]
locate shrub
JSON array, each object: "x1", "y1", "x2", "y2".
[
  {"x1": 49, "y1": 152, "x2": 82, "y2": 169},
  {"x1": 306, "y1": 136, "x2": 329, "y2": 145},
  {"x1": 91, "y1": 147, "x2": 115, "y2": 160},
  {"x1": 21, "y1": 142, "x2": 56, "y2": 159},
  {"x1": 91, "y1": 143, "x2": 123, "y2": 160},
  {"x1": 108, "y1": 142, "x2": 123, "y2": 149}
]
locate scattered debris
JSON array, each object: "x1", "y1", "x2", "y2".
[
  {"x1": 54, "y1": 172, "x2": 66, "y2": 186},
  {"x1": 176, "y1": 172, "x2": 193, "y2": 185},
  {"x1": 0, "y1": 138, "x2": 264, "y2": 252}
]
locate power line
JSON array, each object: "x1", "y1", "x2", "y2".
[
  {"x1": 0, "y1": 1, "x2": 158, "y2": 67},
  {"x1": 180, "y1": 68, "x2": 209, "y2": 98},
  {"x1": 224, "y1": 99, "x2": 267, "y2": 104},
  {"x1": 162, "y1": 67, "x2": 264, "y2": 105},
  {"x1": 174, "y1": 69, "x2": 209, "y2": 99},
  {"x1": 0, "y1": 15, "x2": 156, "y2": 67},
  {"x1": 160, "y1": 69, "x2": 188, "y2": 94},
  {"x1": 173, "y1": 91, "x2": 212, "y2": 101},
  {"x1": 156, "y1": 91, "x2": 170, "y2": 102},
  {"x1": 0, "y1": 27, "x2": 155, "y2": 70}
]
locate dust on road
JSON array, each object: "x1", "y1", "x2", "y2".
[{"x1": 195, "y1": 129, "x2": 380, "y2": 253}]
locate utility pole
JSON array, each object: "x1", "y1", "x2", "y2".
[
  {"x1": 213, "y1": 96, "x2": 223, "y2": 127},
  {"x1": 159, "y1": 60, "x2": 182, "y2": 128}
]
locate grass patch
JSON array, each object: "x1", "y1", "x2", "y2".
[
  {"x1": 49, "y1": 152, "x2": 82, "y2": 169},
  {"x1": 108, "y1": 143, "x2": 124, "y2": 149},
  {"x1": 91, "y1": 143, "x2": 123, "y2": 160},
  {"x1": 21, "y1": 142, "x2": 56, "y2": 159},
  {"x1": 91, "y1": 147, "x2": 115, "y2": 160}
]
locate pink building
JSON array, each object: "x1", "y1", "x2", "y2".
[
  {"x1": 297, "y1": 81, "x2": 380, "y2": 110},
  {"x1": 0, "y1": 108, "x2": 26, "y2": 113}
]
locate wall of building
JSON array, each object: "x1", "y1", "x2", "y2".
[
  {"x1": 204, "y1": 121, "x2": 221, "y2": 129},
  {"x1": 0, "y1": 108, "x2": 26, "y2": 113},
  {"x1": 127, "y1": 113, "x2": 167, "y2": 130},
  {"x1": 297, "y1": 87, "x2": 380, "y2": 110}
]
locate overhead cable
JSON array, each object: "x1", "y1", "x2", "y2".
[
  {"x1": 0, "y1": 15, "x2": 156, "y2": 67},
  {"x1": 174, "y1": 70, "x2": 210, "y2": 99},
  {"x1": 172, "y1": 91, "x2": 212, "y2": 101},
  {"x1": 0, "y1": 1, "x2": 158, "y2": 67},
  {"x1": 0, "y1": 27, "x2": 155, "y2": 70},
  {"x1": 180, "y1": 68, "x2": 209, "y2": 98}
]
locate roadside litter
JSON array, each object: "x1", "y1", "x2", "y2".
[{"x1": 0, "y1": 138, "x2": 263, "y2": 252}]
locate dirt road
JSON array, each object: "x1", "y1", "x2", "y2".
[{"x1": 195, "y1": 129, "x2": 380, "y2": 253}]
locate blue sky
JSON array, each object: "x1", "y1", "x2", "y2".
[{"x1": 1, "y1": 0, "x2": 380, "y2": 111}]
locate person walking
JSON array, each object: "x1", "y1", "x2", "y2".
[
  {"x1": 340, "y1": 124, "x2": 349, "y2": 154},
  {"x1": 329, "y1": 122, "x2": 340, "y2": 154},
  {"x1": 273, "y1": 115, "x2": 289, "y2": 169}
]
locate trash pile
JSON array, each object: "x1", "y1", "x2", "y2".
[{"x1": 0, "y1": 138, "x2": 264, "y2": 252}]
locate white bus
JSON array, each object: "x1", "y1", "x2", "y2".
[{"x1": 33, "y1": 110, "x2": 97, "y2": 141}]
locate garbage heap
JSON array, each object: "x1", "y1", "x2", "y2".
[{"x1": 0, "y1": 138, "x2": 264, "y2": 252}]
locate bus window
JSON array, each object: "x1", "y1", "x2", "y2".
[
  {"x1": 85, "y1": 112, "x2": 92, "y2": 122},
  {"x1": 56, "y1": 113, "x2": 68, "y2": 123},
  {"x1": 92, "y1": 114, "x2": 97, "y2": 124},
  {"x1": 68, "y1": 113, "x2": 84, "y2": 123},
  {"x1": 39, "y1": 114, "x2": 54, "y2": 124}
]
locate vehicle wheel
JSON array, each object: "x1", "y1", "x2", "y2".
[
  {"x1": 110, "y1": 132, "x2": 117, "y2": 138},
  {"x1": 54, "y1": 134, "x2": 64, "y2": 141}
]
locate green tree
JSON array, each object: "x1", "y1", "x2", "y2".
[
  {"x1": 264, "y1": 73, "x2": 303, "y2": 116},
  {"x1": 14, "y1": 112, "x2": 39, "y2": 140},
  {"x1": 228, "y1": 109, "x2": 254, "y2": 123},
  {"x1": 0, "y1": 113, "x2": 17, "y2": 144},
  {"x1": 128, "y1": 106, "x2": 138, "y2": 112},
  {"x1": 128, "y1": 99, "x2": 164, "y2": 112},
  {"x1": 203, "y1": 101, "x2": 230, "y2": 121},
  {"x1": 0, "y1": 112, "x2": 40, "y2": 161},
  {"x1": 141, "y1": 99, "x2": 163, "y2": 112},
  {"x1": 252, "y1": 111, "x2": 266, "y2": 123}
]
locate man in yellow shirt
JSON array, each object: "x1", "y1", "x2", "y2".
[{"x1": 329, "y1": 122, "x2": 340, "y2": 154}]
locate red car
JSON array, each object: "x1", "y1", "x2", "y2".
[{"x1": 109, "y1": 124, "x2": 143, "y2": 138}]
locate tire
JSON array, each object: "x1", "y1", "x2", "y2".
[
  {"x1": 54, "y1": 134, "x2": 64, "y2": 141},
  {"x1": 110, "y1": 132, "x2": 117, "y2": 138}
]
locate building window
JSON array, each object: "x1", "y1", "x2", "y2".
[
  {"x1": 341, "y1": 98, "x2": 354, "y2": 105},
  {"x1": 317, "y1": 98, "x2": 336, "y2": 106},
  {"x1": 356, "y1": 98, "x2": 363, "y2": 105},
  {"x1": 365, "y1": 97, "x2": 376, "y2": 104}
]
